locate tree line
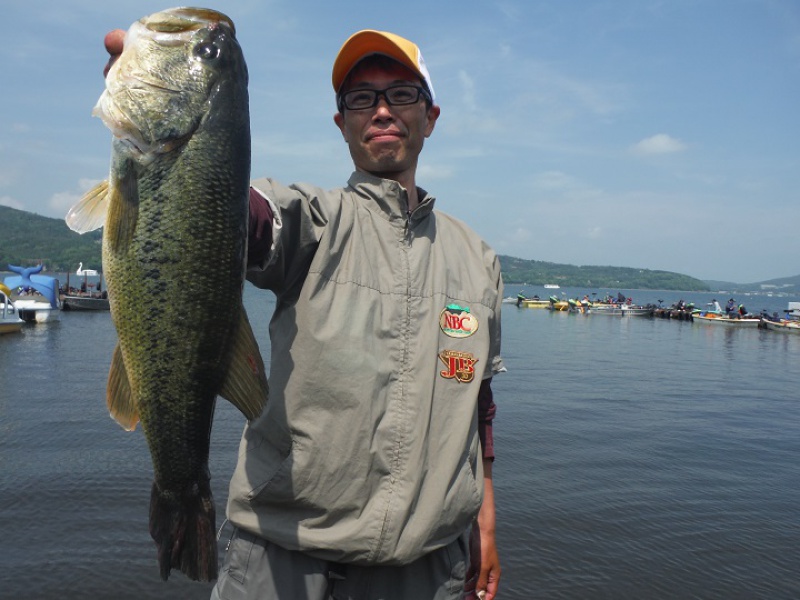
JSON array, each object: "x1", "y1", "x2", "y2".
[{"x1": 1, "y1": 205, "x2": 710, "y2": 290}]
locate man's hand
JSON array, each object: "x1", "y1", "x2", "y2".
[
  {"x1": 103, "y1": 29, "x2": 125, "y2": 77},
  {"x1": 464, "y1": 460, "x2": 501, "y2": 599}
]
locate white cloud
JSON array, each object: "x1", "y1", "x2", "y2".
[
  {"x1": 458, "y1": 70, "x2": 477, "y2": 112},
  {"x1": 531, "y1": 171, "x2": 575, "y2": 190},
  {"x1": 632, "y1": 133, "x2": 687, "y2": 155}
]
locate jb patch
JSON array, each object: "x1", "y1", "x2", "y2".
[
  {"x1": 439, "y1": 304, "x2": 478, "y2": 338},
  {"x1": 439, "y1": 350, "x2": 479, "y2": 383}
]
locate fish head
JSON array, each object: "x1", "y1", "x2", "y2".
[{"x1": 96, "y1": 8, "x2": 248, "y2": 158}]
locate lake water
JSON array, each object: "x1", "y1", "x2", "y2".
[{"x1": 1, "y1": 283, "x2": 799, "y2": 599}]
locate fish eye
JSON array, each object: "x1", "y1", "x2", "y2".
[{"x1": 193, "y1": 42, "x2": 220, "y2": 61}]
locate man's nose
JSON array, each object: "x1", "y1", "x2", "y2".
[{"x1": 373, "y1": 97, "x2": 394, "y2": 118}]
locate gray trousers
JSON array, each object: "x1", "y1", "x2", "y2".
[{"x1": 210, "y1": 528, "x2": 467, "y2": 600}]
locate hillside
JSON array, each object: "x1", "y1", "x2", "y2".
[
  {"x1": 0, "y1": 205, "x2": 102, "y2": 273},
  {"x1": 498, "y1": 255, "x2": 710, "y2": 291},
  {"x1": 0, "y1": 205, "x2": 792, "y2": 292}
]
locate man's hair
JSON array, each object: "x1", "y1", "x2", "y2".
[{"x1": 336, "y1": 54, "x2": 433, "y2": 113}]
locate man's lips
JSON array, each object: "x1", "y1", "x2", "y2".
[{"x1": 366, "y1": 130, "x2": 403, "y2": 142}]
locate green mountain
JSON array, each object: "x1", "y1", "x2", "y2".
[
  {"x1": 0, "y1": 205, "x2": 793, "y2": 292},
  {"x1": 0, "y1": 205, "x2": 102, "y2": 273},
  {"x1": 498, "y1": 255, "x2": 710, "y2": 291}
]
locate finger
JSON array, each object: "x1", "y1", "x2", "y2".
[
  {"x1": 477, "y1": 569, "x2": 489, "y2": 594},
  {"x1": 103, "y1": 29, "x2": 125, "y2": 77},
  {"x1": 104, "y1": 29, "x2": 125, "y2": 55},
  {"x1": 484, "y1": 575, "x2": 500, "y2": 600}
]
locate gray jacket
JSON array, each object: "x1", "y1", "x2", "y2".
[{"x1": 226, "y1": 171, "x2": 504, "y2": 565}]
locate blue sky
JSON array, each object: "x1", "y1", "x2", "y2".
[{"x1": 2, "y1": 0, "x2": 798, "y2": 283}]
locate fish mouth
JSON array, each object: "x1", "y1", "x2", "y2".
[{"x1": 141, "y1": 8, "x2": 235, "y2": 35}]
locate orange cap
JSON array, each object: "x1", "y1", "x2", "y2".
[{"x1": 332, "y1": 30, "x2": 435, "y2": 101}]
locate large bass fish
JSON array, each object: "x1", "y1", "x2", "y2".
[{"x1": 66, "y1": 7, "x2": 268, "y2": 582}]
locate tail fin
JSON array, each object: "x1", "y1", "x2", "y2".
[{"x1": 149, "y1": 478, "x2": 218, "y2": 581}]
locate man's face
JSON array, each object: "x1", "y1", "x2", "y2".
[{"x1": 333, "y1": 60, "x2": 440, "y2": 182}]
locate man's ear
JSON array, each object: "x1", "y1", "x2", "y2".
[
  {"x1": 334, "y1": 112, "x2": 349, "y2": 142},
  {"x1": 424, "y1": 104, "x2": 441, "y2": 138}
]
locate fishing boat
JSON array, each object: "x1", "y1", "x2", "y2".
[
  {"x1": 547, "y1": 296, "x2": 570, "y2": 311},
  {"x1": 512, "y1": 293, "x2": 552, "y2": 308},
  {"x1": 784, "y1": 302, "x2": 800, "y2": 320},
  {"x1": 761, "y1": 319, "x2": 800, "y2": 334},
  {"x1": 62, "y1": 295, "x2": 110, "y2": 311},
  {"x1": 522, "y1": 299, "x2": 552, "y2": 309},
  {"x1": 692, "y1": 312, "x2": 759, "y2": 327},
  {"x1": 0, "y1": 284, "x2": 25, "y2": 334},
  {"x1": 61, "y1": 263, "x2": 110, "y2": 311},
  {"x1": 590, "y1": 303, "x2": 654, "y2": 317}
]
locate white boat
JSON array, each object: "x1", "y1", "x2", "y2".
[
  {"x1": 692, "y1": 312, "x2": 760, "y2": 327},
  {"x1": 13, "y1": 298, "x2": 61, "y2": 323},
  {"x1": 761, "y1": 319, "x2": 800, "y2": 334},
  {"x1": 784, "y1": 301, "x2": 800, "y2": 320},
  {"x1": 543, "y1": 284, "x2": 560, "y2": 289},
  {"x1": 590, "y1": 304, "x2": 654, "y2": 317},
  {"x1": 0, "y1": 284, "x2": 25, "y2": 335}
]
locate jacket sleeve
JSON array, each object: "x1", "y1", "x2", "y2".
[
  {"x1": 478, "y1": 377, "x2": 497, "y2": 461},
  {"x1": 479, "y1": 250, "x2": 504, "y2": 460},
  {"x1": 247, "y1": 187, "x2": 275, "y2": 269},
  {"x1": 245, "y1": 178, "x2": 333, "y2": 294}
]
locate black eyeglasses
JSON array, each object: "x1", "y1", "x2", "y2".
[{"x1": 338, "y1": 85, "x2": 431, "y2": 111}]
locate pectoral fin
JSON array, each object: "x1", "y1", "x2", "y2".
[
  {"x1": 66, "y1": 180, "x2": 109, "y2": 233},
  {"x1": 219, "y1": 306, "x2": 269, "y2": 421},
  {"x1": 104, "y1": 164, "x2": 139, "y2": 252},
  {"x1": 107, "y1": 343, "x2": 139, "y2": 431}
]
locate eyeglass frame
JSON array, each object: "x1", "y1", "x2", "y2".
[{"x1": 336, "y1": 84, "x2": 433, "y2": 112}]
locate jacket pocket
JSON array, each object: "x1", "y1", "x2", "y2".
[{"x1": 243, "y1": 434, "x2": 297, "y2": 504}]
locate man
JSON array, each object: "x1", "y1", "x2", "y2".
[{"x1": 104, "y1": 27, "x2": 503, "y2": 600}]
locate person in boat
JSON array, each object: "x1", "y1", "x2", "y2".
[
  {"x1": 711, "y1": 299, "x2": 722, "y2": 312},
  {"x1": 725, "y1": 298, "x2": 736, "y2": 316},
  {"x1": 738, "y1": 304, "x2": 748, "y2": 318},
  {"x1": 103, "y1": 25, "x2": 503, "y2": 600}
]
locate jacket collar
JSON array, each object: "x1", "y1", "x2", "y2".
[{"x1": 347, "y1": 171, "x2": 436, "y2": 223}]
